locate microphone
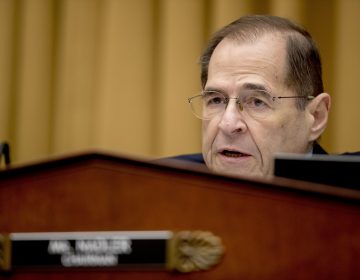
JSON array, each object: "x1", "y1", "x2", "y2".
[{"x1": 0, "y1": 142, "x2": 11, "y2": 168}]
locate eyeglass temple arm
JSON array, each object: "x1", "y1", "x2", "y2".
[{"x1": 277, "y1": 96, "x2": 315, "y2": 100}]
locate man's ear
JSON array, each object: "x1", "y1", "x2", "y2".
[{"x1": 308, "y1": 92, "x2": 331, "y2": 141}]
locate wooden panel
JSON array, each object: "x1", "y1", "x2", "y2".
[{"x1": 0, "y1": 153, "x2": 360, "y2": 279}]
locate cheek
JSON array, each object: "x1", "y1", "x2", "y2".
[
  {"x1": 251, "y1": 118, "x2": 287, "y2": 152},
  {"x1": 202, "y1": 119, "x2": 218, "y2": 150},
  {"x1": 268, "y1": 112, "x2": 308, "y2": 148},
  {"x1": 202, "y1": 121, "x2": 211, "y2": 148}
]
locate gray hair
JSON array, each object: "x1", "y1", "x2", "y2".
[{"x1": 200, "y1": 15, "x2": 324, "y2": 109}]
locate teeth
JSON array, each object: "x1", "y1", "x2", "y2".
[{"x1": 222, "y1": 150, "x2": 244, "y2": 157}]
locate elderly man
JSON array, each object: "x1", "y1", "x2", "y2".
[{"x1": 180, "y1": 15, "x2": 331, "y2": 177}]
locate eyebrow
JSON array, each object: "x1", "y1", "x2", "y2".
[
  {"x1": 242, "y1": 83, "x2": 273, "y2": 98},
  {"x1": 203, "y1": 86, "x2": 225, "y2": 93},
  {"x1": 204, "y1": 83, "x2": 273, "y2": 97},
  {"x1": 241, "y1": 82, "x2": 273, "y2": 92}
]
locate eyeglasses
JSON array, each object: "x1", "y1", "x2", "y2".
[{"x1": 188, "y1": 89, "x2": 314, "y2": 120}]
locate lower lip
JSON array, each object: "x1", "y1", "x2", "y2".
[{"x1": 217, "y1": 152, "x2": 251, "y2": 163}]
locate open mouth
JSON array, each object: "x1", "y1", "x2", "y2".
[{"x1": 221, "y1": 150, "x2": 249, "y2": 158}]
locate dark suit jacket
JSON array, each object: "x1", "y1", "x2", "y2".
[{"x1": 168, "y1": 142, "x2": 360, "y2": 164}]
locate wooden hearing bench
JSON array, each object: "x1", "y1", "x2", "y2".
[{"x1": 0, "y1": 151, "x2": 360, "y2": 279}]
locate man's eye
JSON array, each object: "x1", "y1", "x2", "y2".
[
  {"x1": 203, "y1": 94, "x2": 226, "y2": 106},
  {"x1": 244, "y1": 96, "x2": 269, "y2": 108},
  {"x1": 208, "y1": 97, "x2": 224, "y2": 105},
  {"x1": 253, "y1": 97, "x2": 266, "y2": 107}
]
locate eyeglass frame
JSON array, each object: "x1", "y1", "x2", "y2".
[{"x1": 188, "y1": 89, "x2": 315, "y2": 120}]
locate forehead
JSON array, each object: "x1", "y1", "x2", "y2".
[{"x1": 207, "y1": 34, "x2": 288, "y2": 91}]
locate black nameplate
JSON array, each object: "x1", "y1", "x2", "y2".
[
  {"x1": 0, "y1": 230, "x2": 225, "y2": 273},
  {"x1": 6, "y1": 231, "x2": 171, "y2": 270}
]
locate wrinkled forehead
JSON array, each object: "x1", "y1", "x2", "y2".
[{"x1": 208, "y1": 34, "x2": 289, "y2": 88}]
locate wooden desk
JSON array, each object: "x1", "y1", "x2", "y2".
[{"x1": 1, "y1": 152, "x2": 359, "y2": 279}]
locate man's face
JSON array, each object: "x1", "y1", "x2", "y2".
[{"x1": 202, "y1": 35, "x2": 313, "y2": 177}]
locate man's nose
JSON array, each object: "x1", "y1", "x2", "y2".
[{"x1": 218, "y1": 100, "x2": 247, "y2": 135}]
